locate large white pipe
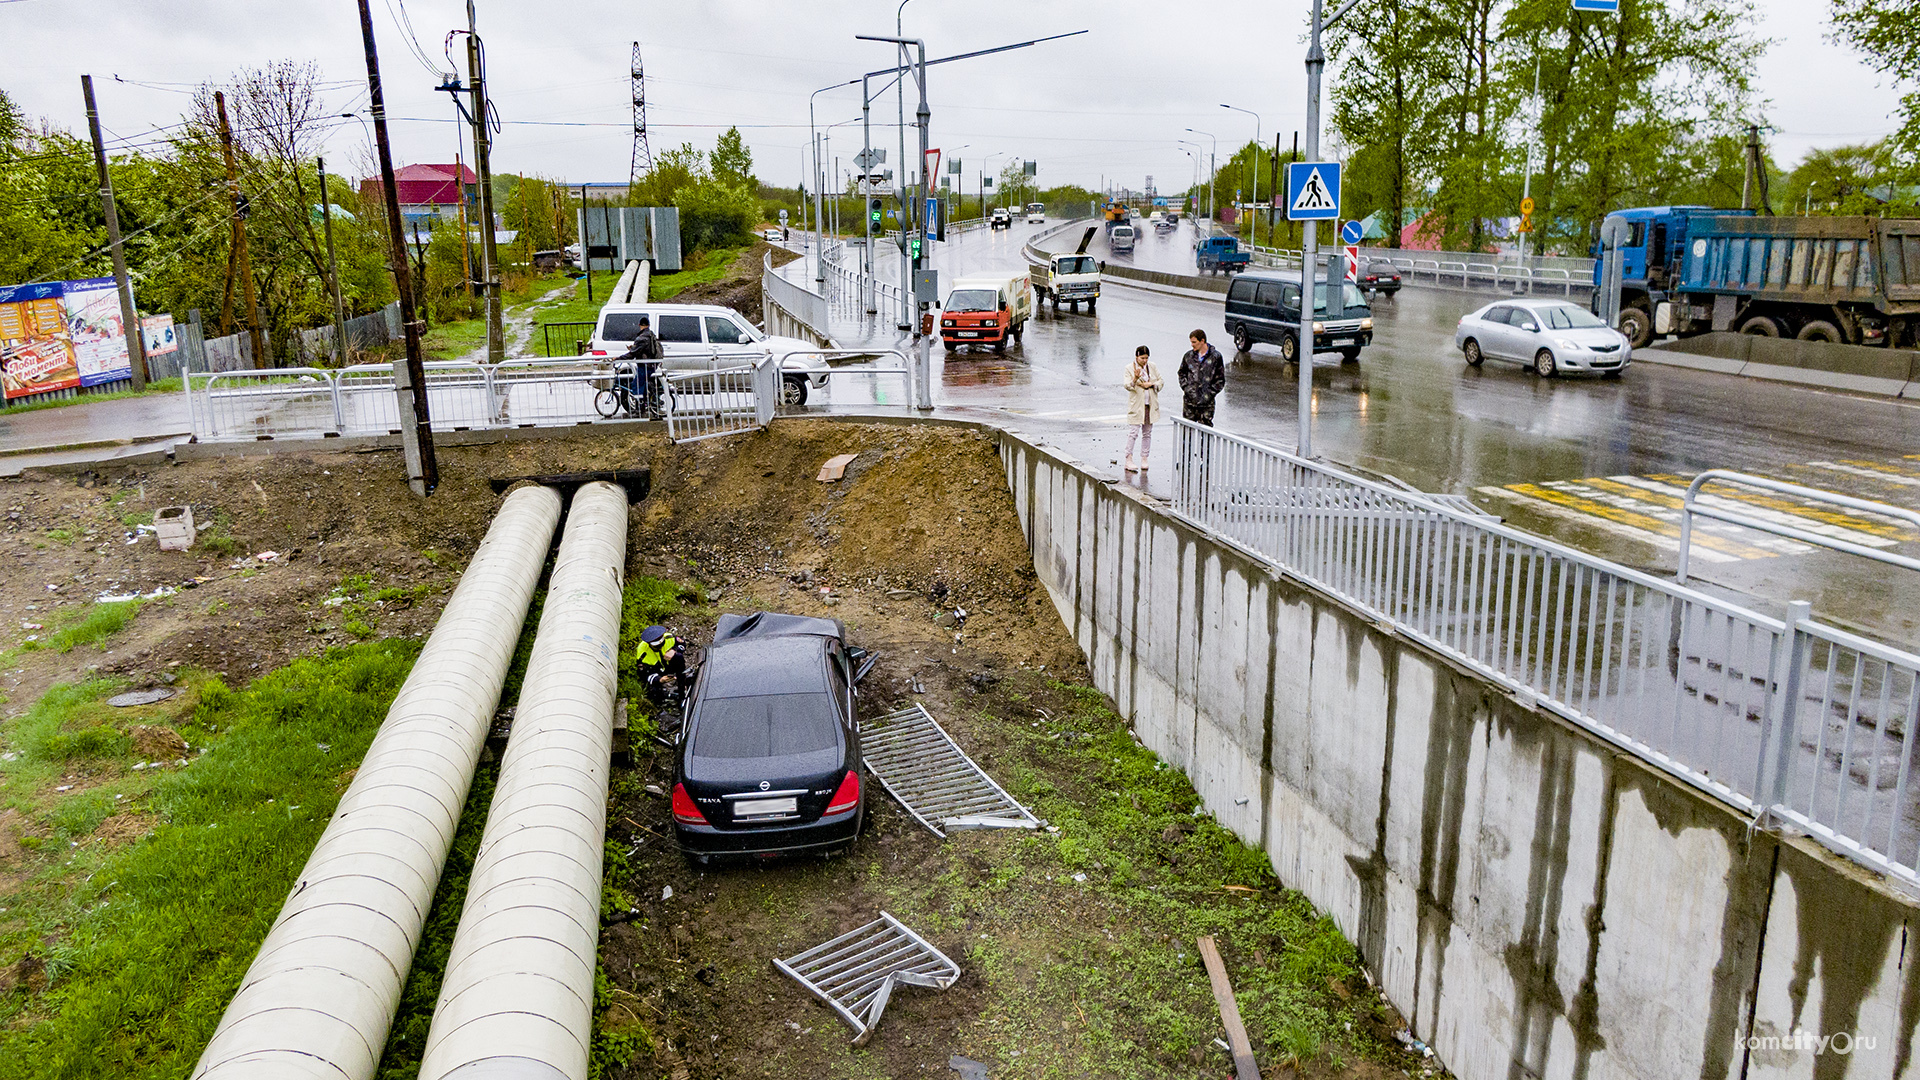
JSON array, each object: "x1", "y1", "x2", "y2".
[
  {"x1": 193, "y1": 485, "x2": 564, "y2": 1080},
  {"x1": 418, "y1": 480, "x2": 629, "y2": 1080}
]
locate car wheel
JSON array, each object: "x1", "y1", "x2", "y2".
[
  {"x1": 1233, "y1": 324, "x2": 1252, "y2": 353},
  {"x1": 1280, "y1": 333, "x2": 1298, "y2": 364},
  {"x1": 994, "y1": 337, "x2": 1007, "y2": 355},
  {"x1": 593, "y1": 388, "x2": 621, "y2": 418},
  {"x1": 1740, "y1": 314, "x2": 1782, "y2": 337},
  {"x1": 1463, "y1": 339, "x2": 1485, "y2": 367},
  {"x1": 1602, "y1": 370, "x2": 1622, "y2": 380},
  {"x1": 1086, "y1": 298, "x2": 1096, "y2": 314},
  {"x1": 1796, "y1": 319, "x2": 1843, "y2": 343},
  {"x1": 1618, "y1": 304, "x2": 1654, "y2": 349},
  {"x1": 1534, "y1": 348, "x2": 1558, "y2": 378},
  {"x1": 1050, "y1": 293, "x2": 1059, "y2": 310},
  {"x1": 782, "y1": 376, "x2": 808, "y2": 407},
  {"x1": 942, "y1": 338, "x2": 955, "y2": 352},
  {"x1": 1339, "y1": 348, "x2": 1361, "y2": 365}
]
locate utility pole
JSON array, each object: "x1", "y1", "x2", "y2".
[
  {"x1": 467, "y1": 1, "x2": 503, "y2": 364},
  {"x1": 80, "y1": 75, "x2": 146, "y2": 391},
  {"x1": 357, "y1": 0, "x2": 438, "y2": 496},
  {"x1": 579, "y1": 184, "x2": 594, "y2": 304},
  {"x1": 1300, "y1": 0, "x2": 1328, "y2": 459},
  {"x1": 318, "y1": 157, "x2": 350, "y2": 364},
  {"x1": 860, "y1": 33, "x2": 931, "y2": 405},
  {"x1": 213, "y1": 90, "x2": 265, "y2": 369}
]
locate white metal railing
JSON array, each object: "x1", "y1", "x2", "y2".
[
  {"x1": 663, "y1": 358, "x2": 774, "y2": 443},
  {"x1": 765, "y1": 252, "x2": 834, "y2": 339},
  {"x1": 183, "y1": 351, "x2": 800, "y2": 442},
  {"x1": 1243, "y1": 245, "x2": 1594, "y2": 296},
  {"x1": 1170, "y1": 419, "x2": 1920, "y2": 891}
]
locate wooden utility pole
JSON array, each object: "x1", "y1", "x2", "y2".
[
  {"x1": 317, "y1": 157, "x2": 350, "y2": 364},
  {"x1": 456, "y1": 151, "x2": 473, "y2": 304},
  {"x1": 467, "y1": 2, "x2": 503, "y2": 364},
  {"x1": 213, "y1": 91, "x2": 265, "y2": 368},
  {"x1": 356, "y1": 0, "x2": 438, "y2": 496},
  {"x1": 80, "y1": 75, "x2": 146, "y2": 391}
]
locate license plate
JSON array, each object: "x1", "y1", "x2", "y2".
[
  {"x1": 733, "y1": 797, "x2": 797, "y2": 817},
  {"x1": 1331, "y1": 338, "x2": 1353, "y2": 346},
  {"x1": 957, "y1": 331, "x2": 979, "y2": 338}
]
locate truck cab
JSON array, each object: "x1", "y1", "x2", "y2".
[
  {"x1": 940, "y1": 271, "x2": 1034, "y2": 354},
  {"x1": 989, "y1": 207, "x2": 1012, "y2": 230}
]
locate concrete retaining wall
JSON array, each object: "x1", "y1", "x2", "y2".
[
  {"x1": 1643, "y1": 333, "x2": 1920, "y2": 398},
  {"x1": 999, "y1": 430, "x2": 1920, "y2": 1079}
]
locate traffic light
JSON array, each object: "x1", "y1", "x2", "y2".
[
  {"x1": 909, "y1": 236, "x2": 922, "y2": 261},
  {"x1": 869, "y1": 199, "x2": 883, "y2": 225}
]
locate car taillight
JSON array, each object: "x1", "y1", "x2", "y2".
[
  {"x1": 825, "y1": 771, "x2": 861, "y2": 815},
  {"x1": 672, "y1": 783, "x2": 709, "y2": 826},
  {"x1": 590, "y1": 350, "x2": 608, "y2": 356}
]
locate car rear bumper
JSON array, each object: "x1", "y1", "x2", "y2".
[{"x1": 675, "y1": 804, "x2": 861, "y2": 856}]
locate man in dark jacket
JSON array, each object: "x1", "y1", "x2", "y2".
[
  {"x1": 617, "y1": 315, "x2": 663, "y2": 416},
  {"x1": 1177, "y1": 329, "x2": 1226, "y2": 426}
]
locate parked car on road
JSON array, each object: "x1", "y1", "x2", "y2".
[
  {"x1": 587, "y1": 302, "x2": 830, "y2": 405},
  {"x1": 1224, "y1": 270, "x2": 1373, "y2": 364},
  {"x1": 1359, "y1": 258, "x2": 1402, "y2": 295},
  {"x1": 1454, "y1": 300, "x2": 1631, "y2": 377},
  {"x1": 672, "y1": 612, "x2": 871, "y2": 864}
]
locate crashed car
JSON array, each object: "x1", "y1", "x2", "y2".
[{"x1": 671, "y1": 612, "x2": 873, "y2": 862}]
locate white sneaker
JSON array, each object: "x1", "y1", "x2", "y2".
[{"x1": 1123, "y1": 458, "x2": 1138, "y2": 472}]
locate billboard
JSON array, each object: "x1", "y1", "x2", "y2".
[{"x1": 0, "y1": 277, "x2": 133, "y2": 400}]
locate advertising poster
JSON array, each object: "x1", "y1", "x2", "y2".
[
  {"x1": 0, "y1": 281, "x2": 79, "y2": 400},
  {"x1": 0, "y1": 277, "x2": 134, "y2": 399},
  {"x1": 141, "y1": 314, "x2": 178, "y2": 357},
  {"x1": 63, "y1": 277, "x2": 133, "y2": 388}
]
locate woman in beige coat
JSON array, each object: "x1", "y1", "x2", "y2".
[{"x1": 1124, "y1": 345, "x2": 1163, "y2": 472}]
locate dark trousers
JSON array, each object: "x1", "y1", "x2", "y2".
[
  {"x1": 1183, "y1": 398, "x2": 1217, "y2": 427},
  {"x1": 626, "y1": 360, "x2": 661, "y2": 413}
]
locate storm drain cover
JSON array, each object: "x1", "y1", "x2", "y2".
[
  {"x1": 862, "y1": 704, "x2": 1041, "y2": 838},
  {"x1": 107, "y1": 688, "x2": 176, "y2": 708},
  {"x1": 773, "y1": 911, "x2": 960, "y2": 1045}
]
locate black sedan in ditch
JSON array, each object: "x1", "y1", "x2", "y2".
[{"x1": 671, "y1": 612, "x2": 872, "y2": 862}]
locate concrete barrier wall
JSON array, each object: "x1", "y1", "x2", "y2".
[
  {"x1": 1644, "y1": 333, "x2": 1920, "y2": 398},
  {"x1": 999, "y1": 431, "x2": 1920, "y2": 1079}
]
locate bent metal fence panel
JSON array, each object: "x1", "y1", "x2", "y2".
[{"x1": 1168, "y1": 419, "x2": 1920, "y2": 890}]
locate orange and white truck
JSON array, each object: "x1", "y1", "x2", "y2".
[{"x1": 939, "y1": 271, "x2": 1033, "y2": 354}]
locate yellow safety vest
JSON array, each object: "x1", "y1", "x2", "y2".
[{"x1": 636, "y1": 633, "x2": 677, "y2": 668}]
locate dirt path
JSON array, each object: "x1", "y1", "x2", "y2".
[{"x1": 456, "y1": 281, "x2": 574, "y2": 363}]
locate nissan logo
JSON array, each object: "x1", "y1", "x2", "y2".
[{"x1": 759, "y1": 781, "x2": 770, "y2": 791}]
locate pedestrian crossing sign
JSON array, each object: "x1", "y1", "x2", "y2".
[{"x1": 1286, "y1": 162, "x2": 1341, "y2": 221}]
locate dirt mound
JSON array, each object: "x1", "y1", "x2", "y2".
[
  {"x1": 130, "y1": 724, "x2": 188, "y2": 759},
  {"x1": 669, "y1": 242, "x2": 801, "y2": 324}
]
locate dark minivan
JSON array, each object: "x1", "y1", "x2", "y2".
[{"x1": 1223, "y1": 270, "x2": 1374, "y2": 364}]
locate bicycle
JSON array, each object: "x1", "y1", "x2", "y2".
[{"x1": 593, "y1": 362, "x2": 664, "y2": 420}]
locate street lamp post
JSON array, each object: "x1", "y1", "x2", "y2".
[
  {"x1": 809, "y1": 81, "x2": 856, "y2": 285},
  {"x1": 1221, "y1": 104, "x2": 1261, "y2": 246},
  {"x1": 1297, "y1": 0, "x2": 1365, "y2": 458},
  {"x1": 859, "y1": 33, "x2": 932, "y2": 408},
  {"x1": 1186, "y1": 128, "x2": 1216, "y2": 226}
]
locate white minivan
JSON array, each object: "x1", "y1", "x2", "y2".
[{"x1": 588, "y1": 303, "x2": 831, "y2": 405}]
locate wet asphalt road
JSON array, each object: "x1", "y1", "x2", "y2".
[{"x1": 806, "y1": 218, "x2": 1920, "y2": 643}]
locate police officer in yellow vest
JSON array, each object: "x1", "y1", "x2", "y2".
[{"x1": 635, "y1": 624, "x2": 687, "y2": 703}]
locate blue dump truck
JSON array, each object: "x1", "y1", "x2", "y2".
[
  {"x1": 1196, "y1": 236, "x2": 1251, "y2": 276},
  {"x1": 1596, "y1": 207, "x2": 1919, "y2": 349}
]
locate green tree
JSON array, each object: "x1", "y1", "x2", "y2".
[
  {"x1": 1330, "y1": 0, "x2": 1456, "y2": 248},
  {"x1": 710, "y1": 126, "x2": 755, "y2": 190},
  {"x1": 1831, "y1": 0, "x2": 1920, "y2": 164}
]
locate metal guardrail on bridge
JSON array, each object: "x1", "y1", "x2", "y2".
[
  {"x1": 1170, "y1": 418, "x2": 1920, "y2": 893},
  {"x1": 1245, "y1": 245, "x2": 1594, "y2": 297}
]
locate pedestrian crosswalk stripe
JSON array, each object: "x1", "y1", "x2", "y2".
[
  {"x1": 1483, "y1": 461, "x2": 1920, "y2": 567},
  {"x1": 1636, "y1": 474, "x2": 1905, "y2": 542}
]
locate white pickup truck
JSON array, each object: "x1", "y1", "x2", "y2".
[{"x1": 1027, "y1": 226, "x2": 1102, "y2": 313}]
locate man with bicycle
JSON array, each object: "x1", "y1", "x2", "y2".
[{"x1": 616, "y1": 314, "x2": 663, "y2": 417}]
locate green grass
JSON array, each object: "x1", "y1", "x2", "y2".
[
  {"x1": 0, "y1": 644, "x2": 420, "y2": 1079},
  {"x1": 17, "y1": 599, "x2": 145, "y2": 655},
  {"x1": 420, "y1": 273, "x2": 583, "y2": 359},
  {"x1": 0, "y1": 379, "x2": 182, "y2": 416},
  {"x1": 647, "y1": 246, "x2": 749, "y2": 302}
]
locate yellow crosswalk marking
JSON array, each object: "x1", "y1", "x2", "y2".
[
  {"x1": 1644, "y1": 473, "x2": 1910, "y2": 538},
  {"x1": 1505, "y1": 482, "x2": 1774, "y2": 559}
]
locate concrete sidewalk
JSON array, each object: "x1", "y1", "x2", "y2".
[{"x1": 0, "y1": 393, "x2": 192, "y2": 460}]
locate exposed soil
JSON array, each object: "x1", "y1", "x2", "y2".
[{"x1": 669, "y1": 241, "x2": 802, "y2": 324}]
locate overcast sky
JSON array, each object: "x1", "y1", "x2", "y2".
[{"x1": 3, "y1": 0, "x2": 1906, "y2": 196}]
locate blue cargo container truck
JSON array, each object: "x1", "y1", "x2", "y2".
[{"x1": 1594, "y1": 206, "x2": 1919, "y2": 350}]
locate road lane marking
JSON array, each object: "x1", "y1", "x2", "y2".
[
  {"x1": 1531, "y1": 480, "x2": 1792, "y2": 556},
  {"x1": 1482, "y1": 482, "x2": 1751, "y2": 562},
  {"x1": 1806, "y1": 461, "x2": 1920, "y2": 488}
]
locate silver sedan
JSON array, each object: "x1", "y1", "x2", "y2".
[{"x1": 1454, "y1": 300, "x2": 1632, "y2": 378}]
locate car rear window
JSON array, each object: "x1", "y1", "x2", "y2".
[
  {"x1": 601, "y1": 313, "x2": 647, "y2": 342},
  {"x1": 657, "y1": 314, "x2": 702, "y2": 342},
  {"x1": 690, "y1": 693, "x2": 841, "y2": 759}
]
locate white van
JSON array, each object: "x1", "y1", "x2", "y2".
[
  {"x1": 588, "y1": 303, "x2": 831, "y2": 405},
  {"x1": 1109, "y1": 224, "x2": 1136, "y2": 253}
]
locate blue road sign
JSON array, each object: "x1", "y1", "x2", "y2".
[
  {"x1": 1340, "y1": 219, "x2": 1364, "y2": 245},
  {"x1": 1572, "y1": 0, "x2": 1618, "y2": 10},
  {"x1": 1286, "y1": 162, "x2": 1341, "y2": 222}
]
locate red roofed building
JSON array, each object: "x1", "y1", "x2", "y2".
[{"x1": 359, "y1": 163, "x2": 476, "y2": 232}]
